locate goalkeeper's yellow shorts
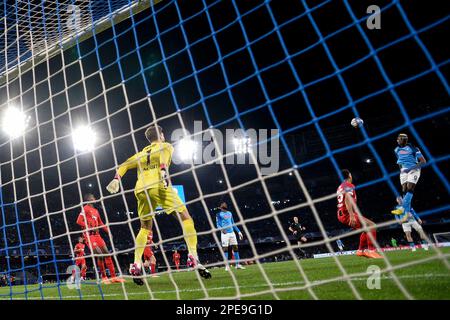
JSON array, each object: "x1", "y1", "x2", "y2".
[{"x1": 136, "y1": 187, "x2": 187, "y2": 221}]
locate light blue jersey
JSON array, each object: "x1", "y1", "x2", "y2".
[
  {"x1": 216, "y1": 210, "x2": 240, "y2": 234},
  {"x1": 336, "y1": 239, "x2": 343, "y2": 247},
  {"x1": 394, "y1": 144, "x2": 423, "y2": 170},
  {"x1": 394, "y1": 205, "x2": 420, "y2": 223}
]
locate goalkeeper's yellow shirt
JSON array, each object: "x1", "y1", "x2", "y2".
[{"x1": 116, "y1": 142, "x2": 174, "y2": 194}]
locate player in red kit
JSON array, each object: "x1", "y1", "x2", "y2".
[
  {"x1": 76, "y1": 193, "x2": 126, "y2": 284},
  {"x1": 337, "y1": 170, "x2": 382, "y2": 259},
  {"x1": 73, "y1": 237, "x2": 87, "y2": 280},
  {"x1": 172, "y1": 250, "x2": 180, "y2": 270},
  {"x1": 143, "y1": 232, "x2": 158, "y2": 277}
]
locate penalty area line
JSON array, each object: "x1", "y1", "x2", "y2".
[{"x1": 1, "y1": 273, "x2": 449, "y2": 300}]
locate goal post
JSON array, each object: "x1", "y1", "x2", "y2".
[{"x1": 433, "y1": 232, "x2": 450, "y2": 246}]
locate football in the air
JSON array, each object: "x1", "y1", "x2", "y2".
[{"x1": 351, "y1": 117, "x2": 364, "y2": 128}]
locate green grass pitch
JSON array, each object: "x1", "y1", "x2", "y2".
[{"x1": 1, "y1": 248, "x2": 449, "y2": 300}]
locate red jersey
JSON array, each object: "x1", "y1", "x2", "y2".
[
  {"x1": 143, "y1": 234, "x2": 154, "y2": 259},
  {"x1": 76, "y1": 205, "x2": 109, "y2": 238},
  {"x1": 74, "y1": 243, "x2": 85, "y2": 258},
  {"x1": 337, "y1": 181, "x2": 357, "y2": 215},
  {"x1": 147, "y1": 234, "x2": 154, "y2": 245},
  {"x1": 173, "y1": 252, "x2": 180, "y2": 262}
]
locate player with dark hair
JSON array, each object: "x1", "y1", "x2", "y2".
[
  {"x1": 172, "y1": 250, "x2": 181, "y2": 270},
  {"x1": 337, "y1": 170, "x2": 382, "y2": 259},
  {"x1": 143, "y1": 231, "x2": 158, "y2": 277},
  {"x1": 216, "y1": 202, "x2": 245, "y2": 270},
  {"x1": 76, "y1": 193, "x2": 125, "y2": 284},
  {"x1": 106, "y1": 124, "x2": 211, "y2": 285},
  {"x1": 288, "y1": 216, "x2": 308, "y2": 258},
  {"x1": 391, "y1": 133, "x2": 426, "y2": 216},
  {"x1": 73, "y1": 236, "x2": 87, "y2": 281}
]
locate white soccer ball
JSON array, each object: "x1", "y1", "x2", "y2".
[{"x1": 351, "y1": 117, "x2": 364, "y2": 128}]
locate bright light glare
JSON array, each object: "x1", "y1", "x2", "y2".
[
  {"x1": 176, "y1": 137, "x2": 198, "y2": 161},
  {"x1": 2, "y1": 106, "x2": 30, "y2": 138},
  {"x1": 233, "y1": 137, "x2": 251, "y2": 154},
  {"x1": 72, "y1": 126, "x2": 96, "y2": 152}
]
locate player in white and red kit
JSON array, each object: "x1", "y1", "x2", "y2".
[
  {"x1": 76, "y1": 193, "x2": 125, "y2": 284},
  {"x1": 143, "y1": 232, "x2": 158, "y2": 277},
  {"x1": 337, "y1": 170, "x2": 382, "y2": 259},
  {"x1": 73, "y1": 237, "x2": 87, "y2": 280}
]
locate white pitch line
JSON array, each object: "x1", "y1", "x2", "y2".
[{"x1": 1, "y1": 273, "x2": 449, "y2": 300}]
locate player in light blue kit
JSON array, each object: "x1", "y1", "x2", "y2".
[
  {"x1": 216, "y1": 202, "x2": 245, "y2": 270},
  {"x1": 391, "y1": 133, "x2": 426, "y2": 216},
  {"x1": 336, "y1": 239, "x2": 344, "y2": 252},
  {"x1": 394, "y1": 197, "x2": 429, "y2": 252}
]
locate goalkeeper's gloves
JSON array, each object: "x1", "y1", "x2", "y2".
[
  {"x1": 160, "y1": 164, "x2": 169, "y2": 188},
  {"x1": 106, "y1": 175, "x2": 120, "y2": 194},
  {"x1": 238, "y1": 232, "x2": 244, "y2": 240}
]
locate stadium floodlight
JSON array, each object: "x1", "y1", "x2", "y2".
[
  {"x1": 175, "y1": 137, "x2": 198, "y2": 162},
  {"x1": 1, "y1": 106, "x2": 31, "y2": 139},
  {"x1": 72, "y1": 126, "x2": 96, "y2": 152},
  {"x1": 233, "y1": 137, "x2": 251, "y2": 154}
]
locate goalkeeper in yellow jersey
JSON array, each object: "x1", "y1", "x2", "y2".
[{"x1": 106, "y1": 125, "x2": 211, "y2": 285}]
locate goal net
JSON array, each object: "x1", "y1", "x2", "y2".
[
  {"x1": 433, "y1": 232, "x2": 450, "y2": 246},
  {"x1": 0, "y1": 0, "x2": 449, "y2": 300}
]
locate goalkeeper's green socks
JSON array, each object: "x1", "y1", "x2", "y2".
[
  {"x1": 182, "y1": 218, "x2": 198, "y2": 258},
  {"x1": 134, "y1": 228, "x2": 151, "y2": 265}
]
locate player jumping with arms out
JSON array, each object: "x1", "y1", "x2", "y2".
[
  {"x1": 394, "y1": 197, "x2": 429, "y2": 252},
  {"x1": 216, "y1": 202, "x2": 245, "y2": 270},
  {"x1": 143, "y1": 232, "x2": 159, "y2": 277},
  {"x1": 73, "y1": 237, "x2": 87, "y2": 281},
  {"x1": 172, "y1": 250, "x2": 181, "y2": 270},
  {"x1": 391, "y1": 133, "x2": 426, "y2": 216},
  {"x1": 337, "y1": 170, "x2": 382, "y2": 259},
  {"x1": 76, "y1": 194, "x2": 125, "y2": 284},
  {"x1": 106, "y1": 125, "x2": 211, "y2": 285}
]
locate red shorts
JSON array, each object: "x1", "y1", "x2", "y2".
[
  {"x1": 143, "y1": 247, "x2": 154, "y2": 260},
  {"x1": 85, "y1": 234, "x2": 106, "y2": 250},
  {"x1": 174, "y1": 260, "x2": 180, "y2": 265},
  {"x1": 75, "y1": 258, "x2": 86, "y2": 266},
  {"x1": 338, "y1": 210, "x2": 362, "y2": 229}
]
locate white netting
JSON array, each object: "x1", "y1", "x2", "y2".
[{"x1": 0, "y1": 0, "x2": 449, "y2": 300}]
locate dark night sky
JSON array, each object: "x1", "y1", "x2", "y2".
[{"x1": 0, "y1": 0, "x2": 448, "y2": 251}]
